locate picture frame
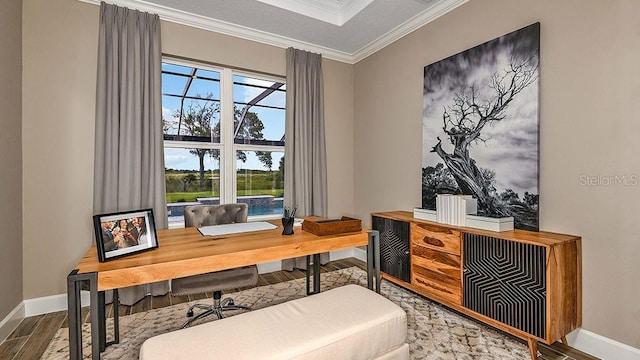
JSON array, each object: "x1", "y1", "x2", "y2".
[
  {"x1": 421, "y1": 22, "x2": 540, "y2": 231},
  {"x1": 93, "y1": 208, "x2": 158, "y2": 262}
]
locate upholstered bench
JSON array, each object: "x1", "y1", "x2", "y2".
[{"x1": 140, "y1": 284, "x2": 409, "y2": 359}]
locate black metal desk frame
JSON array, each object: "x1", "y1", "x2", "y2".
[{"x1": 66, "y1": 230, "x2": 380, "y2": 360}]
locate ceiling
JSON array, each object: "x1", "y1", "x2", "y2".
[{"x1": 81, "y1": 0, "x2": 468, "y2": 63}]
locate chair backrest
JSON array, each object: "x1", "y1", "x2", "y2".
[{"x1": 183, "y1": 204, "x2": 248, "y2": 228}]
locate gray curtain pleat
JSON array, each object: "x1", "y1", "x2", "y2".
[
  {"x1": 282, "y1": 48, "x2": 329, "y2": 271},
  {"x1": 93, "y1": 2, "x2": 169, "y2": 304}
]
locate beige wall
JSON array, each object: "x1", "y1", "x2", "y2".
[
  {"x1": 21, "y1": 0, "x2": 354, "y2": 299},
  {"x1": 23, "y1": 0, "x2": 99, "y2": 300},
  {"x1": 0, "y1": 0, "x2": 23, "y2": 321},
  {"x1": 20, "y1": 0, "x2": 638, "y2": 349},
  {"x1": 353, "y1": 0, "x2": 640, "y2": 348}
]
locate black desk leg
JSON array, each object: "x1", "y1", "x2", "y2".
[
  {"x1": 67, "y1": 270, "x2": 100, "y2": 360},
  {"x1": 67, "y1": 270, "x2": 82, "y2": 360},
  {"x1": 306, "y1": 255, "x2": 311, "y2": 295},
  {"x1": 109, "y1": 289, "x2": 120, "y2": 346},
  {"x1": 367, "y1": 230, "x2": 381, "y2": 293},
  {"x1": 99, "y1": 289, "x2": 121, "y2": 350},
  {"x1": 98, "y1": 291, "x2": 106, "y2": 352},
  {"x1": 305, "y1": 254, "x2": 322, "y2": 295},
  {"x1": 313, "y1": 253, "x2": 321, "y2": 294}
]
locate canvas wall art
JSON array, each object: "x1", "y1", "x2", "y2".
[{"x1": 422, "y1": 23, "x2": 540, "y2": 231}]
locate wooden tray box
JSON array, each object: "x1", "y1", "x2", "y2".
[{"x1": 302, "y1": 216, "x2": 362, "y2": 236}]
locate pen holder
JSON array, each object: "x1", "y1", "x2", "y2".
[{"x1": 282, "y1": 217, "x2": 294, "y2": 235}]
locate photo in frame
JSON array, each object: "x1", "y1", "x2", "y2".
[
  {"x1": 93, "y1": 208, "x2": 158, "y2": 262},
  {"x1": 422, "y1": 22, "x2": 540, "y2": 231}
]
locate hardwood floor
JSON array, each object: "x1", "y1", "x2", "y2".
[{"x1": 0, "y1": 258, "x2": 598, "y2": 360}]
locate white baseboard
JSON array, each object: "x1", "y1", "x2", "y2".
[
  {"x1": 352, "y1": 247, "x2": 367, "y2": 262},
  {"x1": 0, "y1": 302, "x2": 25, "y2": 343},
  {"x1": 567, "y1": 328, "x2": 640, "y2": 360},
  {"x1": 256, "y1": 260, "x2": 282, "y2": 274},
  {"x1": 24, "y1": 292, "x2": 91, "y2": 317},
  {"x1": 329, "y1": 248, "x2": 356, "y2": 261},
  {"x1": 256, "y1": 247, "x2": 361, "y2": 274}
]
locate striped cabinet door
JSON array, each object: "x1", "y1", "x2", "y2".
[
  {"x1": 463, "y1": 233, "x2": 547, "y2": 339},
  {"x1": 372, "y1": 216, "x2": 411, "y2": 283}
]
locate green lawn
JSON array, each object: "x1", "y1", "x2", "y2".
[{"x1": 166, "y1": 171, "x2": 283, "y2": 203}]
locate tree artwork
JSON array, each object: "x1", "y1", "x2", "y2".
[{"x1": 422, "y1": 23, "x2": 540, "y2": 230}]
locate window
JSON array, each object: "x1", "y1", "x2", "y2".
[{"x1": 162, "y1": 60, "x2": 286, "y2": 226}]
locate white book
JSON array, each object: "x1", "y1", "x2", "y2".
[
  {"x1": 413, "y1": 208, "x2": 437, "y2": 221},
  {"x1": 461, "y1": 196, "x2": 477, "y2": 215},
  {"x1": 447, "y1": 195, "x2": 456, "y2": 224},
  {"x1": 442, "y1": 194, "x2": 448, "y2": 224},
  {"x1": 465, "y1": 215, "x2": 514, "y2": 232},
  {"x1": 452, "y1": 196, "x2": 459, "y2": 226},
  {"x1": 456, "y1": 196, "x2": 464, "y2": 226},
  {"x1": 436, "y1": 194, "x2": 449, "y2": 223}
]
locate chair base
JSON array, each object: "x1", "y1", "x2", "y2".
[{"x1": 181, "y1": 292, "x2": 251, "y2": 329}]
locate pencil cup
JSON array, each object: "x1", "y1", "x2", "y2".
[{"x1": 282, "y1": 217, "x2": 294, "y2": 235}]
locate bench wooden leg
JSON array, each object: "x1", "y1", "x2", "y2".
[{"x1": 527, "y1": 338, "x2": 538, "y2": 360}]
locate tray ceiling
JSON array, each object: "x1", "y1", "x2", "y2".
[{"x1": 80, "y1": 0, "x2": 467, "y2": 63}]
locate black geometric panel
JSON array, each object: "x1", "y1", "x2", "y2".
[
  {"x1": 372, "y1": 216, "x2": 410, "y2": 283},
  {"x1": 463, "y1": 233, "x2": 546, "y2": 339}
]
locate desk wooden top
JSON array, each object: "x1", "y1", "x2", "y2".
[{"x1": 75, "y1": 219, "x2": 370, "y2": 291}]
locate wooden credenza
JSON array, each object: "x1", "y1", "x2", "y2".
[{"x1": 372, "y1": 211, "x2": 581, "y2": 360}]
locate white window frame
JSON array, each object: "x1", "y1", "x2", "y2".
[{"x1": 163, "y1": 58, "x2": 286, "y2": 222}]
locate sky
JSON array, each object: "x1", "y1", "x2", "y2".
[{"x1": 161, "y1": 62, "x2": 286, "y2": 171}]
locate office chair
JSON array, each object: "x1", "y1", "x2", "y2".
[{"x1": 171, "y1": 203, "x2": 259, "y2": 328}]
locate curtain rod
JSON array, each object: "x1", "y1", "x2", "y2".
[{"x1": 162, "y1": 53, "x2": 285, "y2": 80}]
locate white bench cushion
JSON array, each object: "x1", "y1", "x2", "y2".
[{"x1": 140, "y1": 284, "x2": 408, "y2": 360}]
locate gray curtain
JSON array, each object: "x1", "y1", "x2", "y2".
[
  {"x1": 93, "y1": 2, "x2": 169, "y2": 304},
  {"x1": 282, "y1": 48, "x2": 329, "y2": 271}
]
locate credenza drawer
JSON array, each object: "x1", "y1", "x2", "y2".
[
  {"x1": 411, "y1": 245, "x2": 461, "y2": 280},
  {"x1": 411, "y1": 223, "x2": 461, "y2": 255},
  {"x1": 412, "y1": 262, "x2": 462, "y2": 305}
]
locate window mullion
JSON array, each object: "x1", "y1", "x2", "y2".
[{"x1": 221, "y1": 68, "x2": 235, "y2": 204}]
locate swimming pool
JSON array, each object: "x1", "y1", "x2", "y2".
[{"x1": 167, "y1": 196, "x2": 284, "y2": 223}]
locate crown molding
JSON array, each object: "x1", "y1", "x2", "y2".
[
  {"x1": 79, "y1": 0, "x2": 354, "y2": 62},
  {"x1": 351, "y1": 0, "x2": 468, "y2": 63},
  {"x1": 78, "y1": 0, "x2": 467, "y2": 64}
]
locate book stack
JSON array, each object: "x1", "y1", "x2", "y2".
[
  {"x1": 413, "y1": 206, "x2": 514, "y2": 232},
  {"x1": 435, "y1": 194, "x2": 478, "y2": 226},
  {"x1": 413, "y1": 193, "x2": 515, "y2": 232}
]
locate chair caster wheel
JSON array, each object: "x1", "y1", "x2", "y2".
[{"x1": 187, "y1": 310, "x2": 194, "y2": 317}]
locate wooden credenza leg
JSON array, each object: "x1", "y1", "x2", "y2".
[
  {"x1": 561, "y1": 336, "x2": 568, "y2": 345},
  {"x1": 527, "y1": 338, "x2": 538, "y2": 360}
]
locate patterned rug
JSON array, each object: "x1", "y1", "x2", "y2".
[{"x1": 41, "y1": 267, "x2": 532, "y2": 359}]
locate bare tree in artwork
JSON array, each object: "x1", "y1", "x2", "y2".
[
  {"x1": 422, "y1": 23, "x2": 541, "y2": 230},
  {"x1": 430, "y1": 56, "x2": 538, "y2": 215}
]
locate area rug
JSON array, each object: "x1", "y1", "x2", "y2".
[{"x1": 41, "y1": 267, "x2": 533, "y2": 359}]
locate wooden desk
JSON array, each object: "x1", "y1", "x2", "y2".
[{"x1": 67, "y1": 220, "x2": 381, "y2": 360}]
